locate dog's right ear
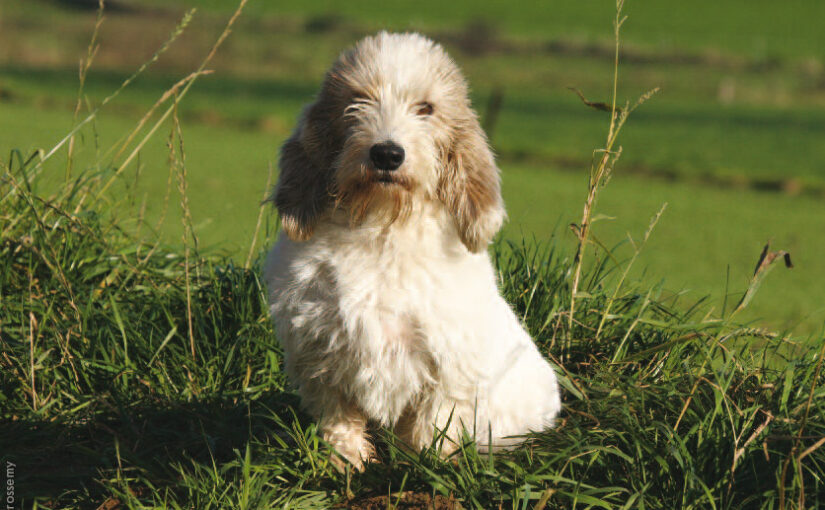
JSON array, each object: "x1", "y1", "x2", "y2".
[{"x1": 273, "y1": 106, "x2": 333, "y2": 241}]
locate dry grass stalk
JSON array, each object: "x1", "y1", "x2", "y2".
[{"x1": 566, "y1": 0, "x2": 659, "y2": 349}]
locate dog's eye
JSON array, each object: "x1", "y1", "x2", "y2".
[
  {"x1": 415, "y1": 102, "x2": 434, "y2": 116},
  {"x1": 346, "y1": 93, "x2": 371, "y2": 116},
  {"x1": 351, "y1": 92, "x2": 370, "y2": 104}
]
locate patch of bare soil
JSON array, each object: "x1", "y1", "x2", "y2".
[{"x1": 340, "y1": 491, "x2": 460, "y2": 510}]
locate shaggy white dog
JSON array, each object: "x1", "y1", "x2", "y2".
[{"x1": 264, "y1": 32, "x2": 561, "y2": 469}]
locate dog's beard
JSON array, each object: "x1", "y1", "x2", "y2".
[{"x1": 334, "y1": 163, "x2": 415, "y2": 229}]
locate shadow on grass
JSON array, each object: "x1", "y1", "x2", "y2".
[{"x1": 2, "y1": 391, "x2": 307, "y2": 507}]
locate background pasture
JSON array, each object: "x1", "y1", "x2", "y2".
[
  {"x1": 3, "y1": 0, "x2": 824, "y2": 332},
  {"x1": 2, "y1": 1, "x2": 825, "y2": 508}
]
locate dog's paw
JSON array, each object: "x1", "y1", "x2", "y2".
[{"x1": 329, "y1": 441, "x2": 378, "y2": 473}]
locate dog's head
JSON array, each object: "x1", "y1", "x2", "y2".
[{"x1": 273, "y1": 32, "x2": 504, "y2": 252}]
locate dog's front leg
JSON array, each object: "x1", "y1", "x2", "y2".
[{"x1": 317, "y1": 397, "x2": 374, "y2": 471}]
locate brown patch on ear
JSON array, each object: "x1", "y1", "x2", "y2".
[
  {"x1": 439, "y1": 114, "x2": 505, "y2": 252},
  {"x1": 273, "y1": 99, "x2": 342, "y2": 241},
  {"x1": 273, "y1": 136, "x2": 325, "y2": 241}
]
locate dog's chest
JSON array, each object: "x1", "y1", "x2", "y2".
[
  {"x1": 318, "y1": 224, "x2": 470, "y2": 420},
  {"x1": 331, "y1": 224, "x2": 462, "y2": 327},
  {"x1": 332, "y1": 262, "x2": 436, "y2": 423}
]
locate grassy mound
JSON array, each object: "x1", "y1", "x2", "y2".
[
  {"x1": 1, "y1": 157, "x2": 823, "y2": 509},
  {"x1": 1, "y1": 2, "x2": 823, "y2": 507}
]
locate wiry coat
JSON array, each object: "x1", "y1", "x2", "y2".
[{"x1": 265, "y1": 32, "x2": 561, "y2": 468}]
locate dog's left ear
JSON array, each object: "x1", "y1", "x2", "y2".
[{"x1": 439, "y1": 114, "x2": 506, "y2": 253}]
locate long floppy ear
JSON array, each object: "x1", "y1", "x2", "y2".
[
  {"x1": 439, "y1": 114, "x2": 506, "y2": 252},
  {"x1": 273, "y1": 105, "x2": 335, "y2": 241}
]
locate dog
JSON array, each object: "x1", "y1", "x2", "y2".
[{"x1": 264, "y1": 32, "x2": 561, "y2": 469}]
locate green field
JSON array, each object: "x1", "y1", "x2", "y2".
[
  {"x1": 3, "y1": 1, "x2": 825, "y2": 508},
  {"x1": 2, "y1": 0, "x2": 824, "y2": 333}
]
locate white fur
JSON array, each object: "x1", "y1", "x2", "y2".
[{"x1": 264, "y1": 32, "x2": 561, "y2": 468}]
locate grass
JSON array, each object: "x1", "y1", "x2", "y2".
[
  {"x1": 503, "y1": 165, "x2": 825, "y2": 333},
  {"x1": 6, "y1": 65, "x2": 825, "y2": 184},
  {"x1": 2, "y1": 156, "x2": 824, "y2": 507},
  {"x1": 4, "y1": 0, "x2": 825, "y2": 333},
  {"x1": 139, "y1": 0, "x2": 825, "y2": 60},
  {"x1": 4, "y1": 87, "x2": 824, "y2": 332},
  {"x1": 1, "y1": 1, "x2": 824, "y2": 508}
]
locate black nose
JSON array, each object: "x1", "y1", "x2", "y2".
[{"x1": 369, "y1": 141, "x2": 405, "y2": 171}]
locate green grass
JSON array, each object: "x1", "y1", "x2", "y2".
[
  {"x1": 2, "y1": 1, "x2": 825, "y2": 507},
  {"x1": 3, "y1": 69, "x2": 824, "y2": 332},
  {"x1": 6, "y1": 65, "x2": 825, "y2": 185},
  {"x1": 144, "y1": 0, "x2": 825, "y2": 60},
  {"x1": 2, "y1": 153, "x2": 824, "y2": 508},
  {"x1": 3, "y1": 0, "x2": 825, "y2": 334},
  {"x1": 502, "y1": 164, "x2": 825, "y2": 333}
]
